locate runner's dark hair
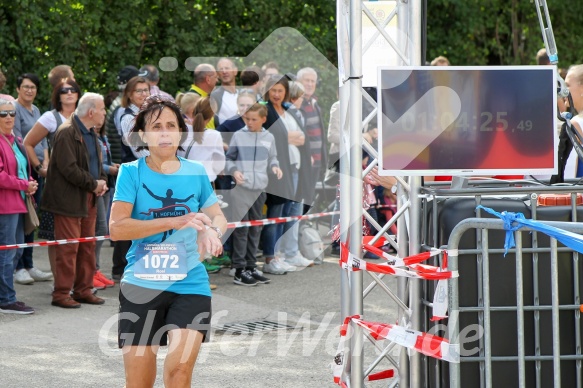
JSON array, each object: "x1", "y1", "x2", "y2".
[{"x1": 131, "y1": 95, "x2": 188, "y2": 152}]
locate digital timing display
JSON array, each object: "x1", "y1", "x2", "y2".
[{"x1": 377, "y1": 66, "x2": 557, "y2": 176}]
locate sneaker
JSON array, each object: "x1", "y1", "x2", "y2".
[
  {"x1": 233, "y1": 270, "x2": 258, "y2": 286},
  {"x1": 208, "y1": 254, "x2": 231, "y2": 268},
  {"x1": 203, "y1": 260, "x2": 221, "y2": 274},
  {"x1": 0, "y1": 301, "x2": 34, "y2": 314},
  {"x1": 93, "y1": 277, "x2": 106, "y2": 290},
  {"x1": 95, "y1": 271, "x2": 115, "y2": 288},
  {"x1": 14, "y1": 268, "x2": 34, "y2": 285},
  {"x1": 249, "y1": 269, "x2": 270, "y2": 284},
  {"x1": 262, "y1": 259, "x2": 288, "y2": 275},
  {"x1": 275, "y1": 257, "x2": 297, "y2": 272},
  {"x1": 216, "y1": 195, "x2": 229, "y2": 208},
  {"x1": 285, "y1": 253, "x2": 315, "y2": 268},
  {"x1": 27, "y1": 267, "x2": 53, "y2": 281},
  {"x1": 228, "y1": 267, "x2": 263, "y2": 277}
]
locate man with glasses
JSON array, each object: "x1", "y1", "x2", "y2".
[
  {"x1": 188, "y1": 64, "x2": 218, "y2": 98},
  {"x1": 12, "y1": 74, "x2": 53, "y2": 284},
  {"x1": 139, "y1": 64, "x2": 175, "y2": 102}
]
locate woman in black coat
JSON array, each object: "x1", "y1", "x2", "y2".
[{"x1": 261, "y1": 75, "x2": 313, "y2": 274}]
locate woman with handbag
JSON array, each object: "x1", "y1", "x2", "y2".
[{"x1": 0, "y1": 98, "x2": 38, "y2": 314}]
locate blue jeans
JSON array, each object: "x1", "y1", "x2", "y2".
[
  {"x1": 264, "y1": 171, "x2": 301, "y2": 258},
  {"x1": 16, "y1": 174, "x2": 43, "y2": 270},
  {"x1": 95, "y1": 193, "x2": 110, "y2": 270},
  {"x1": 261, "y1": 202, "x2": 284, "y2": 258},
  {"x1": 277, "y1": 199, "x2": 303, "y2": 258},
  {"x1": 0, "y1": 213, "x2": 24, "y2": 305}
]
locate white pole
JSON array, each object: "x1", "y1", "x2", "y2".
[
  {"x1": 348, "y1": 0, "x2": 364, "y2": 386},
  {"x1": 408, "y1": 1, "x2": 424, "y2": 387}
]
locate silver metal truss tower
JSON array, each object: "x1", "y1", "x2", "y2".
[{"x1": 338, "y1": 1, "x2": 423, "y2": 387}]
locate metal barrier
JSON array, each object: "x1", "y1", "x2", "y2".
[
  {"x1": 419, "y1": 182, "x2": 583, "y2": 388},
  {"x1": 447, "y1": 218, "x2": 583, "y2": 388}
]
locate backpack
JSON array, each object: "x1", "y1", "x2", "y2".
[
  {"x1": 105, "y1": 104, "x2": 123, "y2": 164},
  {"x1": 299, "y1": 224, "x2": 325, "y2": 262},
  {"x1": 119, "y1": 107, "x2": 137, "y2": 163},
  {"x1": 46, "y1": 109, "x2": 63, "y2": 154}
]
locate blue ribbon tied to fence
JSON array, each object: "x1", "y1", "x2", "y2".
[{"x1": 476, "y1": 205, "x2": 583, "y2": 256}]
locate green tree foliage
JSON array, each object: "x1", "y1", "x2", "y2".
[
  {"x1": 426, "y1": 0, "x2": 583, "y2": 67},
  {"x1": 1, "y1": 0, "x2": 581, "y2": 110},
  {"x1": 0, "y1": 0, "x2": 337, "y2": 110}
]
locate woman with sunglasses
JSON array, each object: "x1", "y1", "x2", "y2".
[
  {"x1": 24, "y1": 80, "x2": 81, "y2": 176},
  {"x1": 0, "y1": 98, "x2": 38, "y2": 314},
  {"x1": 23, "y1": 79, "x2": 80, "y2": 279},
  {"x1": 110, "y1": 95, "x2": 226, "y2": 387}
]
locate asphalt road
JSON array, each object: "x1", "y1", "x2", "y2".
[{"x1": 0, "y1": 240, "x2": 400, "y2": 388}]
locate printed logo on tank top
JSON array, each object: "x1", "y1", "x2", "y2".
[{"x1": 139, "y1": 183, "x2": 195, "y2": 241}]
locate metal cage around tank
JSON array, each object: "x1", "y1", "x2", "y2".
[{"x1": 420, "y1": 183, "x2": 583, "y2": 388}]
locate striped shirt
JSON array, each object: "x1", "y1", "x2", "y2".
[{"x1": 300, "y1": 96, "x2": 323, "y2": 168}]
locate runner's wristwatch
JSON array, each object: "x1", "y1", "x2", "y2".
[
  {"x1": 206, "y1": 225, "x2": 223, "y2": 239},
  {"x1": 34, "y1": 163, "x2": 43, "y2": 172}
]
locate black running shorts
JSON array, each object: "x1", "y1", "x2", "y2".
[{"x1": 118, "y1": 283, "x2": 212, "y2": 348}]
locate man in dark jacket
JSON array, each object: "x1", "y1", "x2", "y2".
[{"x1": 42, "y1": 93, "x2": 108, "y2": 308}]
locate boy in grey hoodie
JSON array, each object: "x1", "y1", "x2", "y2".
[{"x1": 225, "y1": 103, "x2": 282, "y2": 286}]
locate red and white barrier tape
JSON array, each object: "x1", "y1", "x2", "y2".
[
  {"x1": 226, "y1": 210, "x2": 339, "y2": 229},
  {"x1": 340, "y1": 242, "x2": 454, "y2": 321},
  {"x1": 0, "y1": 210, "x2": 340, "y2": 251},
  {"x1": 332, "y1": 315, "x2": 458, "y2": 386},
  {"x1": 340, "y1": 243, "x2": 457, "y2": 281},
  {"x1": 0, "y1": 235, "x2": 111, "y2": 251}
]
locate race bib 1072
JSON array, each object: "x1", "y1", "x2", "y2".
[{"x1": 134, "y1": 243, "x2": 187, "y2": 281}]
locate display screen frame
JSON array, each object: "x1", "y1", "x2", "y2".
[{"x1": 377, "y1": 66, "x2": 558, "y2": 177}]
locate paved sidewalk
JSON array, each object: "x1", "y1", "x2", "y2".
[{"x1": 0, "y1": 244, "x2": 399, "y2": 387}]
